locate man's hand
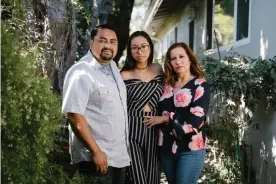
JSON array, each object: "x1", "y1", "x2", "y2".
[
  {"x1": 143, "y1": 116, "x2": 169, "y2": 128},
  {"x1": 92, "y1": 150, "x2": 108, "y2": 175},
  {"x1": 66, "y1": 113, "x2": 108, "y2": 175}
]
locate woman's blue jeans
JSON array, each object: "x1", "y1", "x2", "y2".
[{"x1": 162, "y1": 149, "x2": 206, "y2": 184}]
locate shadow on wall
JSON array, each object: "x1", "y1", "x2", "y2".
[{"x1": 244, "y1": 100, "x2": 276, "y2": 184}]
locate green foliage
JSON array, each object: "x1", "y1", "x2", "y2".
[
  {"x1": 199, "y1": 55, "x2": 276, "y2": 183},
  {"x1": 204, "y1": 55, "x2": 276, "y2": 111},
  {"x1": 1, "y1": 20, "x2": 64, "y2": 183},
  {"x1": 1, "y1": 6, "x2": 92, "y2": 183}
]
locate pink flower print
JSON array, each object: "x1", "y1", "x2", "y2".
[
  {"x1": 160, "y1": 86, "x2": 173, "y2": 101},
  {"x1": 194, "y1": 86, "x2": 204, "y2": 102},
  {"x1": 158, "y1": 130, "x2": 163, "y2": 146},
  {"x1": 188, "y1": 132, "x2": 205, "y2": 150},
  {"x1": 190, "y1": 106, "x2": 205, "y2": 117},
  {"x1": 182, "y1": 122, "x2": 195, "y2": 134},
  {"x1": 172, "y1": 141, "x2": 178, "y2": 154},
  {"x1": 174, "y1": 88, "x2": 192, "y2": 107},
  {"x1": 195, "y1": 78, "x2": 206, "y2": 85}
]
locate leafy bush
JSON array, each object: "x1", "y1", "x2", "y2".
[
  {"x1": 198, "y1": 55, "x2": 276, "y2": 183},
  {"x1": 204, "y1": 55, "x2": 276, "y2": 111},
  {"x1": 0, "y1": 16, "x2": 77, "y2": 184},
  {"x1": 0, "y1": 2, "x2": 97, "y2": 183}
]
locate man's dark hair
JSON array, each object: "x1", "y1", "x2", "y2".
[{"x1": 90, "y1": 24, "x2": 117, "y2": 40}]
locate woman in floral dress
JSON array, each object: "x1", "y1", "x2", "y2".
[{"x1": 144, "y1": 42, "x2": 210, "y2": 184}]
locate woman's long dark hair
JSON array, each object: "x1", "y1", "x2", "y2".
[{"x1": 121, "y1": 31, "x2": 154, "y2": 71}]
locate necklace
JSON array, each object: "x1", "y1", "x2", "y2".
[{"x1": 136, "y1": 65, "x2": 148, "y2": 70}]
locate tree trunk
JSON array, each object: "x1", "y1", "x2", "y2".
[
  {"x1": 43, "y1": 0, "x2": 77, "y2": 93},
  {"x1": 23, "y1": 0, "x2": 134, "y2": 93}
]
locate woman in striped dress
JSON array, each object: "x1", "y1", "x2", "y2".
[{"x1": 120, "y1": 31, "x2": 163, "y2": 184}]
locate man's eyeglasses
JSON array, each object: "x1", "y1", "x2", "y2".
[{"x1": 131, "y1": 45, "x2": 150, "y2": 53}]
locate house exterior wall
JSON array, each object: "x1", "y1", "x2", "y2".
[
  {"x1": 209, "y1": 0, "x2": 276, "y2": 60},
  {"x1": 244, "y1": 102, "x2": 276, "y2": 184},
  {"x1": 152, "y1": 6, "x2": 189, "y2": 61},
  {"x1": 150, "y1": 0, "x2": 276, "y2": 183}
]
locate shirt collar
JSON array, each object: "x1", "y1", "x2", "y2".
[{"x1": 87, "y1": 50, "x2": 115, "y2": 70}]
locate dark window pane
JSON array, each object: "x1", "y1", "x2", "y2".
[
  {"x1": 206, "y1": 0, "x2": 213, "y2": 49},
  {"x1": 206, "y1": 0, "x2": 213, "y2": 50},
  {"x1": 236, "y1": 0, "x2": 249, "y2": 40},
  {"x1": 189, "y1": 20, "x2": 194, "y2": 51}
]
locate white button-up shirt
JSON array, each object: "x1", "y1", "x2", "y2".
[{"x1": 62, "y1": 51, "x2": 130, "y2": 168}]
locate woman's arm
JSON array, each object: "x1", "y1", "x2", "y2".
[
  {"x1": 145, "y1": 81, "x2": 210, "y2": 137},
  {"x1": 171, "y1": 81, "x2": 210, "y2": 138}
]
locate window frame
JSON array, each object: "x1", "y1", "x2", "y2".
[{"x1": 204, "y1": 0, "x2": 252, "y2": 55}]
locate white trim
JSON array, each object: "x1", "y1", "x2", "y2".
[
  {"x1": 203, "y1": 0, "x2": 207, "y2": 50},
  {"x1": 143, "y1": 0, "x2": 164, "y2": 31},
  {"x1": 203, "y1": 37, "x2": 250, "y2": 55},
  {"x1": 248, "y1": 0, "x2": 252, "y2": 44},
  {"x1": 211, "y1": 0, "x2": 215, "y2": 48},
  {"x1": 204, "y1": 0, "x2": 251, "y2": 55},
  {"x1": 233, "y1": 0, "x2": 238, "y2": 42}
]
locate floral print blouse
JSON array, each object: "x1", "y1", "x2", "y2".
[{"x1": 158, "y1": 77, "x2": 210, "y2": 156}]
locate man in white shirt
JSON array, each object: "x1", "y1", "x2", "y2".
[{"x1": 62, "y1": 24, "x2": 130, "y2": 184}]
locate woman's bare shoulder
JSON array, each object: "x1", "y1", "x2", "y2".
[
  {"x1": 150, "y1": 63, "x2": 163, "y2": 75},
  {"x1": 120, "y1": 70, "x2": 134, "y2": 80}
]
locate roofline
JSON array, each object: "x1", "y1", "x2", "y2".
[{"x1": 143, "y1": 0, "x2": 164, "y2": 31}]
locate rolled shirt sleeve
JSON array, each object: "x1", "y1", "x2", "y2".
[{"x1": 62, "y1": 66, "x2": 94, "y2": 115}]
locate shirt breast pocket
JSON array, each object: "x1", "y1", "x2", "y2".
[{"x1": 98, "y1": 87, "x2": 113, "y2": 113}]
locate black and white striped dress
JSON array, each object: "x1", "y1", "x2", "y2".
[{"x1": 124, "y1": 75, "x2": 163, "y2": 184}]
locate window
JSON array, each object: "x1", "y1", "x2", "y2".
[
  {"x1": 162, "y1": 38, "x2": 167, "y2": 54},
  {"x1": 189, "y1": 20, "x2": 195, "y2": 51},
  {"x1": 206, "y1": 0, "x2": 213, "y2": 50},
  {"x1": 213, "y1": 0, "x2": 235, "y2": 48},
  {"x1": 166, "y1": 27, "x2": 178, "y2": 47},
  {"x1": 206, "y1": 0, "x2": 250, "y2": 50},
  {"x1": 169, "y1": 29, "x2": 176, "y2": 46},
  {"x1": 236, "y1": 0, "x2": 249, "y2": 40}
]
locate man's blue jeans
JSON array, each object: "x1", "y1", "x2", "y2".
[{"x1": 162, "y1": 149, "x2": 206, "y2": 184}]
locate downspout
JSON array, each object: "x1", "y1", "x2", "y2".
[{"x1": 214, "y1": 29, "x2": 222, "y2": 60}]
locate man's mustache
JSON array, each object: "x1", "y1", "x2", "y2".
[{"x1": 101, "y1": 48, "x2": 113, "y2": 53}]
